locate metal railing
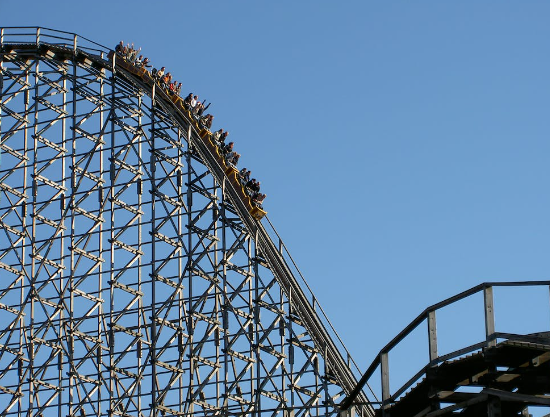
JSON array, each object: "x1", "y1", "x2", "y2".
[
  {"x1": 340, "y1": 280, "x2": 550, "y2": 410},
  {"x1": 264, "y1": 217, "x2": 374, "y2": 387},
  {"x1": 0, "y1": 26, "x2": 111, "y2": 58}
]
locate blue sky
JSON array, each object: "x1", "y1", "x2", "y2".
[{"x1": 2, "y1": 0, "x2": 550, "y2": 402}]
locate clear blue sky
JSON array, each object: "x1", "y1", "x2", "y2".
[{"x1": 2, "y1": 0, "x2": 550, "y2": 401}]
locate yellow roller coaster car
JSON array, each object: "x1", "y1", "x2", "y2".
[{"x1": 109, "y1": 51, "x2": 267, "y2": 221}]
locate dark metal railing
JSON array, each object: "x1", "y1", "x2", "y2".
[
  {"x1": 340, "y1": 280, "x2": 550, "y2": 411},
  {"x1": 0, "y1": 26, "x2": 110, "y2": 58}
]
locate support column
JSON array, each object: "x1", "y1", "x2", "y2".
[
  {"x1": 428, "y1": 310, "x2": 438, "y2": 363},
  {"x1": 484, "y1": 286, "x2": 496, "y2": 347},
  {"x1": 381, "y1": 352, "x2": 390, "y2": 403}
]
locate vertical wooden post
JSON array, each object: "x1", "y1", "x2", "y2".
[
  {"x1": 381, "y1": 352, "x2": 390, "y2": 403},
  {"x1": 484, "y1": 286, "x2": 496, "y2": 347},
  {"x1": 428, "y1": 310, "x2": 438, "y2": 363}
]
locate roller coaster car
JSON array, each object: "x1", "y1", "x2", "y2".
[
  {"x1": 228, "y1": 169, "x2": 267, "y2": 220},
  {"x1": 110, "y1": 50, "x2": 267, "y2": 221},
  {"x1": 225, "y1": 165, "x2": 238, "y2": 177},
  {"x1": 251, "y1": 206, "x2": 267, "y2": 221},
  {"x1": 109, "y1": 51, "x2": 146, "y2": 78},
  {"x1": 199, "y1": 129, "x2": 210, "y2": 139},
  {"x1": 171, "y1": 95, "x2": 182, "y2": 106},
  {"x1": 199, "y1": 133, "x2": 267, "y2": 221}
]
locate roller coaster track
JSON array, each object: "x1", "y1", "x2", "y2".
[
  {"x1": 0, "y1": 28, "x2": 372, "y2": 416},
  {"x1": 110, "y1": 50, "x2": 373, "y2": 415},
  {"x1": 5, "y1": 28, "x2": 548, "y2": 417}
]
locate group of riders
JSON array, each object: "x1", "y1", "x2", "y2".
[{"x1": 115, "y1": 42, "x2": 267, "y2": 209}]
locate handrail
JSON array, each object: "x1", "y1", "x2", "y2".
[
  {"x1": 264, "y1": 216, "x2": 380, "y2": 402},
  {"x1": 265, "y1": 217, "x2": 360, "y2": 369},
  {"x1": 340, "y1": 280, "x2": 550, "y2": 410},
  {"x1": 1, "y1": 26, "x2": 110, "y2": 57}
]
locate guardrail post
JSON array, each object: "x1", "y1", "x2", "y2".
[
  {"x1": 484, "y1": 285, "x2": 496, "y2": 347},
  {"x1": 36, "y1": 27, "x2": 40, "y2": 47},
  {"x1": 381, "y1": 352, "x2": 390, "y2": 403},
  {"x1": 428, "y1": 310, "x2": 438, "y2": 363}
]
